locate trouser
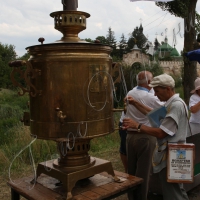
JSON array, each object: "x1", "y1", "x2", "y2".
[
  {"x1": 126, "y1": 132, "x2": 156, "y2": 200},
  {"x1": 159, "y1": 167, "x2": 189, "y2": 200}
]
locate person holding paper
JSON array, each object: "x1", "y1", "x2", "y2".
[
  {"x1": 125, "y1": 71, "x2": 163, "y2": 200},
  {"x1": 123, "y1": 74, "x2": 189, "y2": 200}
]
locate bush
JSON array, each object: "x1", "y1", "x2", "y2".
[{"x1": 0, "y1": 89, "x2": 29, "y2": 145}]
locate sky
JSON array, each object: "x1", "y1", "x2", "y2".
[{"x1": 1, "y1": 0, "x2": 200, "y2": 57}]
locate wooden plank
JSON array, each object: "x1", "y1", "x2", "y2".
[
  {"x1": 81, "y1": 191, "x2": 102, "y2": 200},
  {"x1": 8, "y1": 178, "x2": 63, "y2": 200},
  {"x1": 114, "y1": 170, "x2": 129, "y2": 178},
  {"x1": 100, "y1": 183, "x2": 121, "y2": 195},
  {"x1": 100, "y1": 171, "x2": 143, "y2": 184},
  {"x1": 73, "y1": 194, "x2": 91, "y2": 200},
  {"x1": 90, "y1": 187, "x2": 111, "y2": 199}
]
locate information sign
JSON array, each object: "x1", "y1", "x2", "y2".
[{"x1": 167, "y1": 143, "x2": 195, "y2": 183}]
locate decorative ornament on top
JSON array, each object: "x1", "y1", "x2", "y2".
[
  {"x1": 130, "y1": 0, "x2": 174, "y2": 2},
  {"x1": 61, "y1": 0, "x2": 78, "y2": 10}
]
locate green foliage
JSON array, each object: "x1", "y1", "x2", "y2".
[
  {"x1": 18, "y1": 53, "x2": 30, "y2": 60},
  {"x1": 175, "y1": 86, "x2": 184, "y2": 99},
  {"x1": 127, "y1": 25, "x2": 147, "y2": 52},
  {"x1": 0, "y1": 42, "x2": 30, "y2": 90},
  {"x1": 155, "y1": 0, "x2": 198, "y2": 103},
  {"x1": 118, "y1": 33, "x2": 128, "y2": 60},
  {"x1": 171, "y1": 74, "x2": 183, "y2": 88},
  {"x1": 154, "y1": 38, "x2": 160, "y2": 50},
  {"x1": 84, "y1": 38, "x2": 94, "y2": 43},
  {"x1": 0, "y1": 89, "x2": 29, "y2": 145},
  {"x1": 0, "y1": 89, "x2": 57, "y2": 175},
  {"x1": 106, "y1": 27, "x2": 118, "y2": 58},
  {"x1": 95, "y1": 36, "x2": 108, "y2": 44},
  {"x1": 155, "y1": 0, "x2": 190, "y2": 18},
  {"x1": 0, "y1": 43, "x2": 17, "y2": 89},
  {"x1": 0, "y1": 127, "x2": 57, "y2": 174},
  {"x1": 106, "y1": 27, "x2": 117, "y2": 47},
  {"x1": 90, "y1": 132, "x2": 120, "y2": 153}
]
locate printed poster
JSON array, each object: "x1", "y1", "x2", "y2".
[{"x1": 168, "y1": 147, "x2": 194, "y2": 182}]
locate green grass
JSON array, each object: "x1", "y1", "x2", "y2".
[
  {"x1": 0, "y1": 89, "x2": 122, "y2": 179},
  {"x1": 175, "y1": 86, "x2": 184, "y2": 99}
]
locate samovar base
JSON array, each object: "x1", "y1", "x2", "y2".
[{"x1": 32, "y1": 157, "x2": 120, "y2": 200}]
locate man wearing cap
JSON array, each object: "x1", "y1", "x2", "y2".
[
  {"x1": 123, "y1": 73, "x2": 189, "y2": 200},
  {"x1": 124, "y1": 71, "x2": 163, "y2": 200},
  {"x1": 189, "y1": 77, "x2": 200, "y2": 135}
]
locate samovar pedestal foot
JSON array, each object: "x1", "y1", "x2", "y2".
[
  {"x1": 66, "y1": 192, "x2": 73, "y2": 200},
  {"x1": 31, "y1": 157, "x2": 120, "y2": 199}
]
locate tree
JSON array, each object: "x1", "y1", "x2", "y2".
[
  {"x1": 19, "y1": 53, "x2": 30, "y2": 60},
  {"x1": 0, "y1": 43, "x2": 17, "y2": 88},
  {"x1": 154, "y1": 38, "x2": 160, "y2": 51},
  {"x1": 95, "y1": 36, "x2": 108, "y2": 45},
  {"x1": 118, "y1": 33, "x2": 128, "y2": 60},
  {"x1": 127, "y1": 24, "x2": 147, "y2": 52},
  {"x1": 155, "y1": 0, "x2": 198, "y2": 104},
  {"x1": 84, "y1": 38, "x2": 94, "y2": 43},
  {"x1": 106, "y1": 27, "x2": 118, "y2": 58}
]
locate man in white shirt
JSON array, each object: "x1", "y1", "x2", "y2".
[{"x1": 125, "y1": 71, "x2": 163, "y2": 200}]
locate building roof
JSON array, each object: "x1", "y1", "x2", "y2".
[
  {"x1": 157, "y1": 42, "x2": 173, "y2": 52},
  {"x1": 154, "y1": 37, "x2": 180, "y2": 58},
  {"x1": 131, "y1": 44, "x2": 141, "y2": 51},
  {"x1": 170, "y1": 47, "x2": 180, "y2": 57}
]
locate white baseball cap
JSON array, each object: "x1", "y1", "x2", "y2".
[{"x1": 149, "y1": 73, "x2": 175, "y2": 88}]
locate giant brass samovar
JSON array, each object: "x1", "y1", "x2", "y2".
[{"x1": 9, "y1": 1, "x2": 121, "y2": 199}]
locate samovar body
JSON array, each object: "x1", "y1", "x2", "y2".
[{"x1": 27, "y1": 43, "x2": 114, "y2": 140}]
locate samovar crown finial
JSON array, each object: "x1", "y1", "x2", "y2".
[{"x1": 61, "y1": 0, "x2": 78, "y2": 11}]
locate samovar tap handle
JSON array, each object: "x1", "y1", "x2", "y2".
[{"x1": 55, "y1": 108, "x2": 66, "y2": 125}]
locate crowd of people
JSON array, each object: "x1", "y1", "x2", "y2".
[{"x1": 118, "y1": 71, "x2": 200, "y2": 200}]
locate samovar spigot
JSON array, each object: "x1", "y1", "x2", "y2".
[{"x1": 55, "y1": 108, "x2": 66, "y2": 125}]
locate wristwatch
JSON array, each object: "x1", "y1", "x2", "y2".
[{"x1": 137, "y1": 123, "x2": 142, "y2": 132}]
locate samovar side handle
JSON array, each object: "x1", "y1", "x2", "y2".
[
  {"x1": 9, "y1": 60, "x2": 30, "y2": 96},
  {"x1": 9, "y1": 60, "x2": 26, "y2": 68},
  {"x1": 9, "y1": 60, "x2": 42, "y2": 97}
]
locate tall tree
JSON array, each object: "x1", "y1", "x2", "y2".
[
  {"x1": 118, "y1": 33, "x2": 128, "y2": 59},
  {"x1": 106, "y1": 27, "x2": 117, "y2": 58},
  {"x1": 0, "y1": 43, "x2": 17, "y2": 88},
  {"x1": 127, "y1": 24, "x2": 147, "y2": 52},
  {"x1": 154, "y1": 38, "x2": 160, "y2": 51},
  {"x1": 155, "y1": 0, "x2": 198, "y2": 104}
]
